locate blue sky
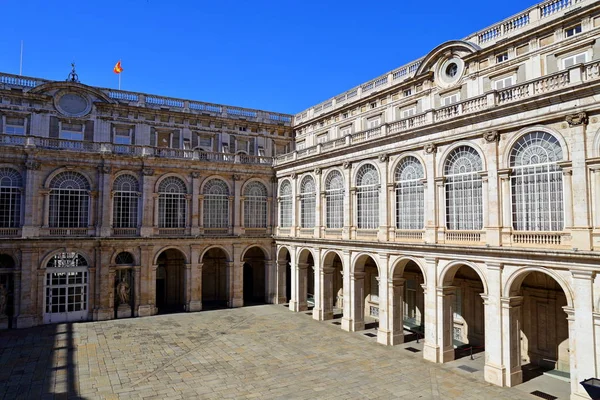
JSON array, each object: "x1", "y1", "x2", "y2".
[{"x1": 1, "y1": 0, "x2": 536, "y2": 114}]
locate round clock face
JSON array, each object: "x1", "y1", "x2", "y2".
[{"x1": 56, "y1": 92, "x2": 90, "y2": 116}]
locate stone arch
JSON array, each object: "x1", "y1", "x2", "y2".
[
  {"x1": 43, "y1": 167, "x2": 94, "y2": 190},
  {"x1": 439, "y1": 260, "x2": 489, "y2": 295},
  {"x1": 437, "y1": 141, "x2": 487, "y2": 177},
  {"x1": 154, "y1": 173, "x2": 190, "y2": 193},
  {"x1": 199, "y1": 245, "x2": 232, "y2": 263},
  {"x1": 153, "y1": 246, "x2": 189, "y2": 265},
  {"x1": 390, "y1": 256, "x2": 428, "y2": 284},
  {"x1": 390, "y1": 152, "x2": 427, "y2": 180},
  {"x1": 502, "y1": 126, "x2": 569, "y2": 170},
  {"x1": 503, "y1": 266, "x2": 574, "y2": 307}
]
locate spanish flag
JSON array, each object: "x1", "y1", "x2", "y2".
[{"x1": 113, "y1": 60, "x2": 123, "y2": 74}]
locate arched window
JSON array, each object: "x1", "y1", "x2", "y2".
[
  {"x1": 203, "y1": 179, "x2": 229, "y2": 228},
  {"x1": 244, "y1": 181, "x2": 267, "y2": 228},
  {"x1": 444, "y1": 146, "x2": 483, "y2": 230},
  {"x1": 325, "y1": 171, "x2": 344, "y2": 229},
  {"x1": 112, "y1": 174, "x2": 139, "y2": 229},
  {"x1": 49, "y1": 172, "x2": 90, "y2": 228},
  {"x1": 0, "y1": 168, "x2": 22, "y2": 228},
  {"x1": 300, "y1": 176, "x2": 316, "y2": 228},
  {"x1": 279, "y1": 181, "x2": 292, "y2": 228},
  {"x1": 356, "y1": 164, "x2": 379, "y2": 229},
  {"x1": 510, "y1": 132, "x2": 564, "y2": 231},
  {"x1": 158, "y1": 177, "x2": 187, "y2": 228},
  {"x1": 394, "y1": 157, "x2": 424, "y2": 229},
  {"x1": 115, "y1": 251, "x2": 135, "y2": 265}
]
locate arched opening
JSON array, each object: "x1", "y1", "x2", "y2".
[
  {"x1": 389, "y1": 259, "x2": 426, "y2": 346},
  {"x1": 321, "y1": 252, "x2": 343, "y2": 321},
  {"x1": 508, "y1": 271, "x2": 570, "y2": 386},
  {"x1": 350, "y1": 254, "x2": 379, "y2": 332},
  {"x1": 201, "y1": 248, "x2": 228, "y2": 309},
  {"x1": 243, "y1": 247, "x2": 267, "y2": 305},
  {"x1": 0, "y1": 254, "x2": 16, "y2": 328},
  {"x1": 293, "y1": 249, "x2": 314, "y2": 312},
  {"x1": 155, "y1": 249, "x2": 186, "y2": 314},
  {"x1": 440, "y1": 264, "x2": 485, "y2": 362}
]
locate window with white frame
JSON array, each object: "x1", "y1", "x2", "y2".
[
  {"x1": 300, "y1": 176, "x2": 316, "y2": 228},
  {"x1": 401, "y1": 107, "x2": 416, "y2": 119},
  {"x1": 441, "y1": 93, "x2": 460, "y2": 106},
  {"x1": 4, "y1": 117, "x2": 25, "y2": 135},
  {"x1": 394, "y1": 156, "x2": 424, "y2": 230},
  {"x1": 112, "y1": 174, "x2": 139, "y2": 229},
  {"x1": 113, "y1": 126, "x2": 131, "y2": 145},
  {"x1": 158, "y1": 177, "x2": 187, "y2": 228},
  {"x1": 356, "y1": 164, "x2": 379, "y2": 229},
  {"x1": 279, "y1": 181, "x2": 292, "y2": 228},
  {"x1": 203, "y1": 179, "x2": 230, "y2": 228},
  {"x1": 367, "y1": 117, "x2": 381, "y2": 129},
  {"x1": 494, "y1": 76, "x2": 514, "y2": 90},
  {"x1": 510, "y1": 131, "x2": 564, "y2": 231},
  {"x1": 565, "y1": 24, "x2": 582, "y2": 37},
  {"x1": 563, "y1": 52, "x2": 587, "y2": 69},
  {"x1": 0, "y1": 168, "x2": 22, "y2": 228},
  {"x1": 325, "y1": 170, "x2": 344, "y2": 229},
  {"x1": 49, "y1": 171, "x2": 90, "y2": 228},
  {"x1": 244, "y1": 181, "x2": 267, "y2": 228},
  {"x1": 60, "y1": 122, "x2": 84, "y2": 141},
  {"x1": 444, "y1": 146, "x2": 483, "y2": 230}
]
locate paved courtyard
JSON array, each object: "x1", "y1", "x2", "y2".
[{"x1": 0, "y1": 305, "x2": 561, "y2": 399}]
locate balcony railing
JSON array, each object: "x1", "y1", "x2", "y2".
[
  {"x1": 276, "y1": 62, "x2": 596, "y2": 166},
  {"x1": 0, "y1": 134, "x2": 274, "y2": 166}
]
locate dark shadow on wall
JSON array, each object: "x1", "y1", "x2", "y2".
[{"x1": 0, "y1": 322, "x2": 85, "y2": 398}]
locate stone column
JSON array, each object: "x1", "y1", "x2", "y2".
[
  {"x1": 349, "y1": 271, "x2": 365, "y2": 331},
  {"x1": 377, "y1": 254, "x2": 392, "y2": 345},
  {"x1": 566, "y1": 112, "x2": 592, "y2": 251},
  {"x1": 312, "y1": 248, "x2": 323, "y2": 320},
  {"x1": 190, "y1": 172, "x2": 200, "y2": 236},
  {"x1": 342, "y1": 163, "x2": 352, "y2": 240},
  {"x1": 483, "y1": 262, "x2": 505, "y2": 386},
  {"x1": 98, "y1": 165, "x2": 112, "y2": 237},
  {"x1": 140, "y1": 168, "x2": 155, "y2": 237},
  {"x1": 482, "y1": 131, "x2": 501, "y2": 246},
  {"x1": 437, "y1": 286, "x2": 456, "y2": 362},
  {"x1": 423, "y1": 144, "x2": 438, "y2": 243},
  {"x1": 341, "y1": 250, "x2": 353, "y2": 331},
  {"x1": 377, "y1": 154, "x2": 389, "y2": 241},
  {"x1": 570, "y1": 271, "x2": 597, "y2": 399},
  {"x1": 276, "y1": 259, "x2": 287, "y2": 304},
  {"x1": 233, "y1": 175, "x2": 242, "y2": 235},
  {"x1": 22, "y1": 159, "x2": 41, "y2": 237},
  {"x1": 501, "y1": 296, "x2": 523, "y2": 387},
  {"x1": 423, "y1": 257, "x2": 439, "y2": 363}
]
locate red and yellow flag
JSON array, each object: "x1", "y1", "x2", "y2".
[{"x1": 113, "y1": 60, "x2": 123, "y2": 74}]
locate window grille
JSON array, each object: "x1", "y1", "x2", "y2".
[
  {"x1": 279, "y1": 181, "x2": 292, "y2": 228},
  {"x1": 394, "y1": 157, "x2": 424, "y2": 229},
  {"x1": 0, "y1": 168, "x2": 22, "y2": 228},
  {"x1": 112, "y1": 174, "x2": 139, "y2": 229},
  {"x1": 115, "y1": 252, "x2": 134, "y2": 265},
  {"x1": 444, "y1": 146, "x2": 483, "y2": 230},
  {"x1": 510, "y1": 131, "x2": 564, "y2": 231},
  {"x1": 49, "y1": 172, "x2": 90, "y2": 228},
  {"x1": 300, "y1": 176, "x2": 316, "y2": 228},
  {"x1": 325, "y1": 170, "x2": 344, "y2": 228},
  {"x1": 158, "y1": 177, "x2": 187, "y2": 228},
  {"x1": 203, "y1": 179, "x2": 229, "y2": 228},
  {"x1": 244, "y1": 181, "x2": 267, "y2": 228},
  {"x1": 356, "y1": 164, "x2": 379, "y2": 229}
]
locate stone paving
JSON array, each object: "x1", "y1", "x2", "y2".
[{"x1": 0, "y1": 305, "x2": 545, "y2": 399}]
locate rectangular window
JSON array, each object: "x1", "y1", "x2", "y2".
[
  {"x1": 113, "y1": 127, "x2": 131, "y2": 145},
  {"x1": 401, "y1": 107, "x2": 416, "y2": 119},
  {"x1": 565, "y1": 24, "x2": 582, "y2": 37},
  {"x1": 494, "y1": 76, "x2": 514, "y2": 90},
  {"x1": 60, "y1": 122, "x2": 84, "y2": 141},
  {"x1": 563, "y1": 52, "x2": 587, "y2": 69},
  {"x1": 441, "y1": 94, "x2": 459, "y2": 106},
  {"x1": 5, "y1": 117, "x2": 25, "y2": 135},
  {"x1": 367, "y1": 117, "x2": 380, "y2": 129},
  {"x1": 496, "y1": 52, "x2": 509, "y2": 63}
]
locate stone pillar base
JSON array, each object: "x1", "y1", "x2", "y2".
[
  {"x1": 484, "y1": 363, "x2": 505, "y2": 387},
  {"x1": 187, "y1": 300, "x2": 202, "y2": 312},
  {"x1": 138, "y1": 304, "x2": 155, "y2": 317},
  {"x1": 423, "y1": 343, "x2": 440, "y2": 363},
  {"x1": 16, "y1": 315, "x2": 35, "y2": 329}
]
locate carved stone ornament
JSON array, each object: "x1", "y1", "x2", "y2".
[
  {"x1": 191, "y1": 172, "x2": 200, "y2": 179},
  {"x1": 483, "y1": 131, "x2": 499, "y2": 143},
  {"x1": 142, "y1": 168, "x2": 154, "y2": 176},
  {"x1": 378, "y1": 154, "x2": 389, "y2": 163},
  {"x1": 314, "y1": 168, "x2": 322, "y2": 175},
  {"x1": 424, "y1": 143, "x2": 437, "y2": 154},
  {"x1": 343, "y1": 161, "x2": 352, "y2": 169},
  {"x1": 25, "y1": 160, "x2": 40, "y2": 170},
  {"x1": 566, "y1": 112, "x2": 588, "y2": 126}
]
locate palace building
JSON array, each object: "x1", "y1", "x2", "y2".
[{"x1": 2, "y1": 0, "x2": 600, "y2": 398}]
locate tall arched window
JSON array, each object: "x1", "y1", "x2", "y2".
[
  {"x1": 0, "y1": 168, "x2": 22, "y2": 228},
  {"x1": 356, "y1": 164, "x2": 379, "y2": 229},
  {"x1": 444, "y1": 146, "x2": 483, "y2": 230},
  {"x1": 394, "y1": 156, "x2": 424, "y2": 230},
  {"x1": 325, "y1": 171, "x2": 344, "y2": 229},
  {"x1": 49, "y1": 172, "x2": 90, "y2": 228},
  {"x1": 244, "y1": 181, "x2": 267, "y2": 228},
  {"x1": 203, "y1": 179, "x2": 229, "y2": 228},
  {"x1": 112, "y1": 174, "x2": 139, "y2": 229},
  {"x1": 279, "y1": 181, "x2": 292, "y2": 228},
  {"x1": 300, "y1": 176, "x2": 316, "y2": 228},
  {"x1": 510, "y1": 131, "x2": 564, "y2": 231},
  {"x1": 158, "y1": 177, "x2": 187, "y2": 228}
]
